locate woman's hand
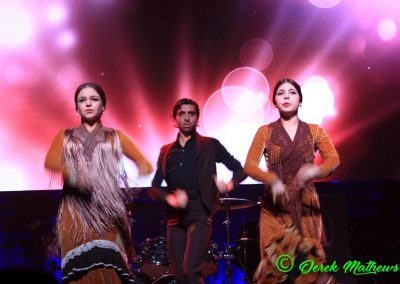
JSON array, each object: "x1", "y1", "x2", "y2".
[
  {"x1": 165, "y1": 188, "x2": 188, "y2": 209},
  {"x1": 295, "y1": 164, "x2": 321, "y2": 187},
  {"x1": 271, "y1": 179, "x2": 287, "y2": 204}
]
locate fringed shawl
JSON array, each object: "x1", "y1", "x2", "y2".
[
  {"x1": 263, "y1": 120, "x2": 321, "y2": 233},
  {"x1": 58, "y1": 123, "x2": 133, "y2": 258}
]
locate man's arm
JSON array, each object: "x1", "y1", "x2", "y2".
[
  {"x1": 148, "y1": 146, "x2": 188, "y2": 208},
  {"x1": 213, "y1": 139, "x2": 247, "y2": 186},
  {"x1": 148, "y1": 147, "x2": 168, "y2": 202}
]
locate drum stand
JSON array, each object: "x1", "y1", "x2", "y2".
[
  {"x1": 219, "y1": 195, "x2": 256, "y2": 284},
  {"x1": 221, "y1": 211, "x2": 253, "y2": 284},
  {"x1": 222, "y1": 202, "x2": 235, "y2": 284},
  {"x1": 234, "y1": 235, "x2": 253, "y2": 284}
]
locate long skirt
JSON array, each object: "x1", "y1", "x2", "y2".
[
  {"x1": 58, "y1": 200, "x2": 133, "y2": 284},
  {"x1": 253, "y1": 208, "x2": 337, "y2": 284}
]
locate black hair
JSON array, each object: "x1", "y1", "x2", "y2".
[
  {"x1": 272, "y1": 78, "x2": 303, "y2": 105},
  {"x1": 172, "y1": 98, "x2": 200, "y2": 117},
  {"x1": 74, "y1": 82, "x2": 107, "y2": 110}
]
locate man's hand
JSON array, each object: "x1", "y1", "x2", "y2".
[
  {"x1": 214, "y1": 175, "x2": 234, "y2": 194},
  {"x1": 165, "y1": 188, "x2": 188, "y2": 208}
]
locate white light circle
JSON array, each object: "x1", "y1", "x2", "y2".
[
  {"x1": 0, "y1": 162, "x2": 27, "y2": 191},
  {"x1": 0, "y1": 5, "x2": 34, "y2": 47},
  {"x1": 46, "y1": 4, "x2": 68, "y2": 25},
  {"x1": 299, "y1": 76, "x2": 335, "y2": 125},
  {"x1": 377, "y1": 19, "x2": 397, "y2": 41},
  {"x1": 222, "y1": 67, "x2": 270, "y2": 109}
]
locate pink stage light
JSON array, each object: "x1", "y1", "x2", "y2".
[
  {"x1": 377, "y1": 19, "x2": 397, "y2": 41},
  {"x1": 349, "y1": 0, "x2": 400, "y2": 33},
  {"x1": 45, "y1": 3, "x2": 68, "y2": 26},
  {"x1": 56, "y1": 29, "x2": 77, "y2": 49},
  {"x1": 299, "y1": 76, "x2": 336, "y2": 125},
  {"x1": 347, "y1": 35, "x2": 367, "y2": 55},
  {"x1": 57, "y1": 65, "x2": 83, "y2": 89},
  {"x1": 0, "y1": 5, "x2": 34, "y2": 48},
  {"x1": 4, "y1": 64, "x2": 26, "y2": 85}
]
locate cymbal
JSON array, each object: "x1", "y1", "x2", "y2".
[
  {"x1": 232, "y1": 238, "x2": 258, "y2": 244},
  {"x1": 219, "y1": 197, "x2": 256, "y2": 210}
]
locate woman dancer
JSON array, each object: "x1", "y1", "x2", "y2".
[
  {"x1": 244, "y1": 78, "x2": 340, "y2": 283},
  {"x1": 45, "y1": 82, "x2": 153, "y2": 283}
]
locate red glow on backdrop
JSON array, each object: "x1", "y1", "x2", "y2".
[{"x1": 1, "y1": 0, "x2": 400, "y2": 190}]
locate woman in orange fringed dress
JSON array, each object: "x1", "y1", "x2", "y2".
[
  {"x1": 45, "y1": 82, "x2": 153, "y2": 283},
  {"x1": 244, "y1": 78, "x2": 340, "y2": 284}
]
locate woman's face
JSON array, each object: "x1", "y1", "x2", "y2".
[
  {"x1": 76, "y1": 87, "x2": 104, "y2": 123},
  {"x1": 274, "y1": 82, "x2": 301, "y2": 114}
]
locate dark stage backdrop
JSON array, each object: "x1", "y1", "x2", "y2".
[
  {"x1": 1, "y1": 181, "x2": 399, "y2": 283},
  {"x1": 1, "y1": 0, "x2": 400, "y2": 191}
]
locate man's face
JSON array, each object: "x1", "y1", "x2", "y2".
[{"x1": 173, "y1": 104, "x2": 199, "y2": 135}]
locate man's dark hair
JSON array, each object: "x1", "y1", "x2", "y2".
[{"x1": 172, "y1": 98, "x2": 200, "y2": 117}]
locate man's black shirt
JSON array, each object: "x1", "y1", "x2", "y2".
[{"x1": 166, "y1": 135, "x2": 200, "y2": 199}]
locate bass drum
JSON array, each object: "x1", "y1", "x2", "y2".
[
  {"x1": 167, "y1": 240, "x2": 218, "y2": 277},
  {"x1": 131, "y1": 271, "x2": 152, "y2": 284},
  {"x1": 139, "y1": 237, "x2": 170, "y2": 279},
  {"x1": 151, "y1": 274, "x2": 175, "y2": 284},
  {"x1": 140, "y1": 237, "x2": 218, "y2": 279},
  {"x1": 200, "y1": 240, "x2": 218, "y2": 276}
]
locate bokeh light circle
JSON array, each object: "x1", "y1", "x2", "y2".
[
  {"x1": 239, "y1": 38, "x2": 274, "y2": 70},
  {"x1": 218, "y1": 86, "x2": 264, "y2": 115},
  {"x1": 57, "y1": 29, "x2": 77, "y2": 49},
  {"x1": 203, "y1": 89, "x2": 264, "y2": 138},
  {"x1": 57, "y1": 65, "x2": 82, "y2": 89},
  {"x1": 46, "y1": 3, "x2": 68, "y2": 25},
  {"x1": 299, "y1": 76, "x2": 335, "y2": 125},
  {"x1": 377, "y1": 19, "x2": 397, "y2": 41},
  {"x1": 347, "y1": 35, "x2": 366, "y2": 55},
  {"x1": 0, "y1": 5, "x2": 34, "y2": 48},
  {"x1": 222, "y1": 67, "x2": 269, "y2": 110},
  {"x1": 308, "y1": 0, "x2": 342, "y2": 9}
]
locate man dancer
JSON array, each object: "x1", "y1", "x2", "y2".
[{"x1": 149, "y1": 98, "x2": 246, "y2": 284}]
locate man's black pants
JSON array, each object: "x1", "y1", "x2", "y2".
[{"x1": 167, "y1": 199, "x2": 212, "y2": 284}]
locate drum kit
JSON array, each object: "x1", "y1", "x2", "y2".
[{"x1": 129, "y1": 196, "x2": 258, "y2": 284}]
